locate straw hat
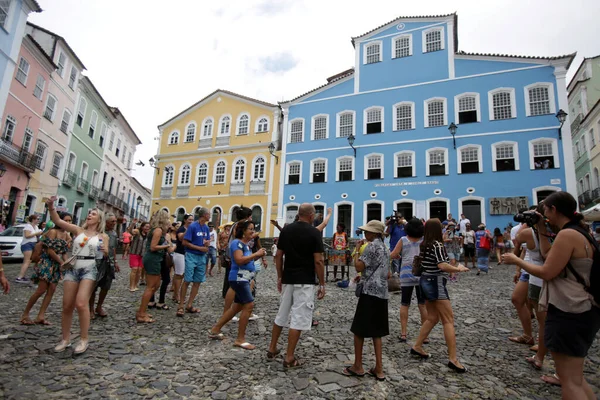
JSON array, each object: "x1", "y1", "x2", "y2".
[
  {"x1": 219, "y1": 221, "x2": 234, "y2": 230},
  {"x1": 357, "y1": 220, "x2": 385, "y2": 234}
]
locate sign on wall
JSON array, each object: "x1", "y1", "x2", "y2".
[{"x1": 489, "y1": 197, "x2": 529, "y2": 215}]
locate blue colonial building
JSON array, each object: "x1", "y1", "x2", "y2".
[{"x1": 278, "y1": 13, "x2": 576, "y2": 236}]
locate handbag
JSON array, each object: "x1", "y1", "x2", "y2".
[
  {"x1": 355, "y1": 256, "x2": 383, "y2": 297},
  {"x1": 479, "y1": 234, "x2": 491, "y2": 250},
  {"x1": 412, "y1": 253, "x2": 424, "y2": 277},
  {"x1": 165, "y1": 252, "x2": 174, "y2": 269},
  {"x1": 388, "y1": 275, "x2": 401, "y2": 292}
]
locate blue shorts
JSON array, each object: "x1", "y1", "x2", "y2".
[
  {"x1": 208, "y1": 247, "x2": 217, "y2": 266},
  {"x1": 420, "y1": 275, "x2": 449, "y2": 301},
  {"x1": 229, "y1": 280, "x2": 254, "y2": 304},
  {"x1": 63, "y1": 259, "x2": 97, "y2": 283},
  {"x1": 184, "y1": 252, "x2": 207, "y2": 283},
  {"x1": 519, "y1": 271, "x2": 530, "y2": 282},
  {"x1": 21, "y1": 242, "x2": 36, "y2": 253}
]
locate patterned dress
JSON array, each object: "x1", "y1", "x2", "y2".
[
  {"x1": 330, "y1": 232, "x2": 348, "y2": 265},
  {"x1": 31, "y1": 236, "x2": 68, "y2": 284}
]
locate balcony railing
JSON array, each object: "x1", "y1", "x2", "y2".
[
  {"x1": 570, "y1": 113, "x2": 583, "y2": 135},
  {"x1": 99, "y1": 189, "x2": 110, "y2": 202},
  {"x1": 216, "y1": 136, "x2": 230, "y2": 147},
  {"x1": 160, "y1": 187, "x2": 172, "y2": 199},
  {"x1": 229, "y1": 182, "x2": 245, "y2": 196},
  {"x1": 593, "y1": 187, "x2": 600, "y2": 202},
  {"x1": 0, "y1": 138, "x2": 38, "y2": 172},
  {"x1": 176, "y1": 185, "x2": 190, "y2": 197},
  {"x1": 77, "y1": 178, "x2": 90, "y2": 193},
  {"x1": 249, "y1": 181, "x2": 265, "y2": 195},
  {"x1": 198, "y1": 138, "x2": 212, "y2": 149},
  {"x1": 583, "y1": 190, "x2": 592, "y2": 204},
  {"x1": 63, "y1": 170, "x2": 77, "y2": 187},
  {"x1": 89, "y1": 186, "x2": 99, "y2": 199},
  {"x1": 108, "y1": 194, "x2": 118, "y2": 205}
]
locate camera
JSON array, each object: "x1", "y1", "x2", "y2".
[
  {"x1": 513, "y1": 211, "x2": 540, "y2": 226},
  {"x1": 390, "y1": 210, "x2": 402, "y2": 224},
  {"x1": 355, "y1": 228, "x2": 363, "y2": 236}
]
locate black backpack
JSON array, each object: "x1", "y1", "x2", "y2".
[{"x1": 563, "y1": 223, "x2": 600, "y2": 306}]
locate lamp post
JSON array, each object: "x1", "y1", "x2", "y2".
[
  {"x1": 268, "y1": 142, "x2": 279, "y2": 164},
  {"x1": 148, "y1": 157, "x2": 160, "y2": 174},
  {"x1": 448, "y1": 122, "x2": 457, "y2": 149},
  {"x1": 556, "y1": 109, "x2": 568, "y2": 140},
  {"x1": 347, "y1": 133, "x2": 356, "y2": 157}
]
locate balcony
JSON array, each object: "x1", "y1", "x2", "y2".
[
  {"x1": 249, "y1": 181, "x2": 265, "y2": 195},
  {"x1": 129, "y1": 206, "x2": 135, "y2": 217},
  {"x1": 160, "y1": 187, "x2": 172, "y2": 199},
  {"x1": 229, "y1": 182, "x2": 245, "y2": 196},
  {"x1": 198, "y1": 138, "x2": 212, "y2": 149},
  {"x1": 176, "y1": 185, "x2": 190, "y2": 197},
  {"x1": 99, "y1": 189, "x2": 110, "y2": 202},
  {"x1": 89, "y1": 186, "x2": 99, "y2": 199},
  {"x1": 570, "y1": 113, "x2": 583, "y2": 135},
  {"x1": 0, "y1": 139, "x2": 38, "y2": 172},
  {"x1": 77, "y1": 178, "x2": 90, "y2": 193},
  {"x1": 593, "y1": 188, "x2": 600, "y2": 202},
  {"x1": 216, "y1": 136, "x2": 230, "y2": 147},
  {"x1": 63, "y1": 170, "x2": 77, "y2": 187},
  {"x1": 108, "y1": 194, "x2": 117, "y2": 205},
  {"x1": 583, "y1": 190, "x2": 592, "y2": 204}
]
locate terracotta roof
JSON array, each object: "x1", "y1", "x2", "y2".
[
  {"x1": 567, "y1": 55, "x2": 600, "y2": 91},
  {"x1": 25, "y1": 34, "x2": 56, "y2": 69},
  {"x1": 158, "y1": 89, "x2": 278, "y2": 128},
  {"x1": 110, "y1": 107, "x2": 142, "y2": 145},
  {"x1": 282, "y1": 68, "x2": 354, "y2": 104},
  {"x1": 326, "y1": 68, "x2": 354, "y2": 83},
  {"x1": 456, "y1": 51, "x2": 576, "y2": 70},
  {"x1": 351, "y1": 13, "x2": 458, "y2": 50},
  {"x1": 26, "y1": 22, "x2": 87, "y2": 70},
  {"x1": 26, "y1": 0, "x2": 42, "y2": 12}
]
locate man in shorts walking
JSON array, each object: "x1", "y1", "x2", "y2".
[
  {"x1": 267, "y1": 203, "x2": 326, "y2": 368},
  {"x1": 179, "y1": 208, "x2": 210, "y2": 315}
]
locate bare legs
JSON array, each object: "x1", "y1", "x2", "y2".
[
  {"x1": 17, "y1": 250, "x2": 33, "y2": 279},
  {"x1": 553, "y1": 353, "x2": 596, "y2": 400},
  {"x1": 350, "y1": 335, "x2": 384, "y2": 379},
  {"x1": 129, "y1": 268, "x2": 141, "y2": 291},
  {"x1": 223, "y1": 287, "x2": 235, "y2": 313},
  {"x1": 511, "y1": 280, "x2": 533, "y2": 341},
  {"x1": 172, "y1": 274, "x2": 183, "y2": 302},
  {"x1": 57, "y1": 279, "x2": 96, "y2": 349},
  {"x1": 21, "y1": 280, "x2": 57, "y2": 324},
  {"x1": 137, "y1": 274, "x2": 161, "y2": 321},
  {"x1": 399, "y1": 303, "x2": 428, "y2": 337},
  {"x1": 211, "y1": 301, "x2": 255, "y2": 348},
  {"x1": 268, "y1": 324, "x2": 303, "y2": 364}
]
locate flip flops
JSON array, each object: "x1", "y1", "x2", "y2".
[
  {"x1": 541, "y1": 374, "x2": 561, "y2": 386},
  {"x1": 367, "y1": 367, "x2": 386, "y2": 381},
  {"x1": 233, "y1": 342, "x2": 256, "y2": 350},
  {"x1": 208, "y1": 331, "x2": 225, "y2": 340},
  {"x1": 19, "y1": 318, "x2": 35, "y2": 325},
  {"x1": 342, "y1": 367, "x2": 365, "y2": 377},
  {"x1": 283, "y1": 358, "x2": 303, "y2": 369},
  {"x1": 508, "y1": 335, "x2": 534, "y2": 345},
  {"x1": 186, "y1": 307, "x2": 201, "y2": 314},
  {"x1": 266, "y1": 349, "x2": 281, "y2": 360},
  {"x1": 410, "y1": 348, "x2": 431, "y2": 359},
  {"x1": 34, "y1": 319, "x2": 51, "y2": 326}
]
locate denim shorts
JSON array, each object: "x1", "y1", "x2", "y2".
[
  {"x1": 447, "y1": 251, "x2": 460, "y2": 260},
  {"x1": 20, "y1": 241, "x2": 36, "y2": 253},
  {"x1": 229, "y1": 280, "x2": 254, "y2": 304},
  {"x1": 519, "y1": 271, "x2": 530, "y2": 282},
  {"x1": 63, "y1": 260, "x2": 98, "y2": 283},
  {"x1": 420, "y1": 275, "x2": 449, "y2": 301},
  {"x1": 208, "y1": 247, "x2": 217, "y2": 266},
  {"x1": 184, "y1": 252, "x2": 206, "y2": 283}
]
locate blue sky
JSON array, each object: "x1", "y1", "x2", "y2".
[{"x1": 28, "y1": 0, "x2": 600, "y2": 189}]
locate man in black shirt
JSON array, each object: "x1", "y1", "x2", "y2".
[{"x1": 267, "y1": 203, "x2": 325, "y2": 368}]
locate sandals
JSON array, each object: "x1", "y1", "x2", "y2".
[
  {"x1": 399, "y1": 335, "x2": 407, "y2": 343},
  {"x1": 410, "y1": 348, "x2": 431, "y2": 359},
  {"x1": 156, "y1": 303, "x2": 170, "y2": 310},
  {"x1": 20, "y1": 317, "x2": 35, "y2": 325},
  {"x1": 208, "y1": 331, "x2": 225, "y2": 340},
  {"x1": 147, "y1": 303, "x2": 156, "y2": 309},
  {"x1": 136, "y1": 316, "x2": 155, "y2": 323},
  {"x1": 233, "y1": 342, "x2": 256, "y2": 350},
  {"x1": 74, "y1": 340, "x2": 89, "y2": 355},
  {"x1": 95, "y1": 310, "x2": 108, "y2": 318},
  {"x1": 367, "y1": 367, "x2": 386, "y2": 381},
  {"x1": 186, "y1": 307, "x2": 201, "y2": 314},
  {"x1": 541, "y1": 373, "x2": 561, "y2": 386},
  {"x1": 176, "y1": 308, "x2": 185, "y2": 317},
  {"x1": 266, "y1": 349, "x2": 281, "y2": 360},
  {"x1": 526, "y1": 356, "x2": 543, "y2": 370},
  {"x1": 283, "y1": 358, "x2": 303, "y2": 369},
  {"x1": 342, "y1": 367, "x2": 365, "y2": 377},
  {"x1": 508, "y1": 335, "x2": 534, "y2": 345},
  {"x1": 530, "y1": 344, "x2": 539, "y2": 352}
]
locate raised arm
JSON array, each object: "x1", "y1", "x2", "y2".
[
  {"x1": 316, "y1": 207, "x2": 333, "y2": 232},
  {"x1": 45, "y1": 196, "x2": 82, "y2": 237}
]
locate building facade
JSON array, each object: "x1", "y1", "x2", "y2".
[
  {"x1": 130, "y1": 176, "x2": 151, "y2": 223},
  {"x1": 153, "y1": 89, "x2": 281, "y2": 237},
  {"x1": 279, "y1": 13, "x2": 575, "y2": 236}
]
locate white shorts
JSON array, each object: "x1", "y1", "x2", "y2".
[
  {"x1": 274, "y1": 284, "x2": 315, "y2": 331},
  {"x1": 172, "y1": 252, "x2": 185, "y2": 276}
]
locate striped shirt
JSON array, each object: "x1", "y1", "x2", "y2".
[
  {"x1": 129, "y1": 233, "x2": 145, "y2": 256},
  {"x1": 421, "y1": 241, "x2": 449, "y2": 276}
]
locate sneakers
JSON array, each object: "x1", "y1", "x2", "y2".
[{"x1": 15, "y1": 277, "x2": 30, "y2": 284}]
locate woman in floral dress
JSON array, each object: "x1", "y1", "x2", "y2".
[
  {"x1": 20, "y1": 213, "x2": 72, "y2": 325},
  {"x1": 330, "y1": 223, "x2": 348, "y2": 281}
]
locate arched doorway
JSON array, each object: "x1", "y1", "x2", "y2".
[
  {"x1": 231, "y1": 206, "x2": 240, "y2": 222},
  {"x1": 536, "y1": 190, "x2": 555, "y2": 203},
  {"x1": 176, "y1": 207, "x2": 185, "y2": 222},
  {"x1": 337, "y1": 203, "x2": 352, "y2": 236},
  {"x1": 251, "y1": 206, "x2": 262, "y2": 231},
  {"x1": 211, "y1": 207, "x2": 222, "y2": 227},
  {"x1": 396, "y1": 202, "x2": 414, "y2": 220},
  {"x1": 462, "y1": 200, "x2": 482, "y2": 228},
  {"x1": 429, "y1": 200, "x2": 447, "y2": 221}
]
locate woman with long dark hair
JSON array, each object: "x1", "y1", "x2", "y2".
[
  {"x1": 503, "y1": 192, "x2": 600, "y2": 397},
  {"x1": 410, "y1": 219, "x2": 469, "y2": 373}
]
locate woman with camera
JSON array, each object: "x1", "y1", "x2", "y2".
[
  {"x1": 503, "y1": 192, "x2": 600, "y2": 399},
  {"x1": 410, "y1": 219, "x2": 470, "y2": 373}
]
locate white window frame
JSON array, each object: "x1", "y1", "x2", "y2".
[
  {"x1": 363, "y1": 106, "x2": 384, "y2": 135},
  {"x1": 424, "y1": 97, "x2": 447, "y2": 128},
  {"x1": 311, "y1": 114, "x2": 329, "y2": 141},
  {"x1": 43, "y1": 93, "x2": 57, "y2": 121},
  {"x1": 426, "y1": 147, "x2": 449, "y2": 176},
  {"x1": 0, "y1": 0, "x2": 15, "y2": 30},
  {"x1": 50, "y1": 152, "x2": 63, "y2": 178},
  {"x1": 68, "y1": 65, "x2": 78, "y2": 90},
  {"x1": 251, "y1": 155, "x2": 266, "y2": 182},
  {"x1": 364, "y1": 153, "x2": 384, "y2": 180},
  {"x1": 488, "y1": 88, "x2": 517, "y2": 121},
  {"x1": 179, "y1": 163, "x2": 192, "y2": 186},
  {"x1": 231, "y1": 157, "x2": 247, "y2": 183},
  {"x1": 529, "y1": 138, "x2": 560, "y2": 170},
  {"x1": 196, "y1": 161, "x2": 209, "y2": 186},
  {"x1": 286, "y1": 161, "x2": 302, "y2": 184},
  {"x1": 213, "y1": 159, "x2": 227, "y2": 185},
  {"x1": 491, "y1": 141, "x2": 520, "y2": 172},
  {"x1": 585, "y1": 174, "x2": 591, "y2": 192},
  {"x1": 392, "y1": 101, "x2": 415, "y2": 131},
  {"x1": 288, "y1": 118, "x2": 305, "y2": 143},
  {"x1": 34, "y1": 140, "x2": 48, "y2": 170},
  {"x1": 454, "y1": 92, "x2": 481, "y2": 124},
  {"x1": 88, "y1": 110, "x2": 98, "y2": 139},
  {"x1": 391, "y1": 34, "x2": 412, "y2": 59},
  {"x1": 15, "y1": 56, "x2": 29, "y2": 85},
  {"x1": 255, "y1": 115, "x2": 269, "y2": 133},
  {"x1": 422, "y1": 27, "x2": 445, "y2": 53},
  {"x1": 532, "y1": 186, "x2": 561, "y2": 205},
  {"x1": 2, "y1": 115, "x2": 15, "y2": 141},
  {"x1": 168, "y1": 131, "x2": 180, "y2": 145},
  {"x1": 236, "y1": 113, "x2": 251, "y2": 136},
  {"x1": 91, "y1": 169, "x2": 99, "y2": 187},
  {"x1": 33, "y1": 74, "x2": 45, "y2": 100},
  {"x1": 524, "y1": 82, "x2": 556, "y2": 117},
  {"x1": 201, "y1": 117, "x2": 214, "y2": 138},
  {"x1": 22, "y1": 128, "x2": 33, "y2": 152},
  {"x1": 425, "y1": 197, "x2": 451, "y2": 220},
  {"x1": 218, "y1": 114, "x2": 232, "y2": 136},
  {"x1": 184, "y1": 122, "x2": 196, "y2": 143},
  {"x1": 60, "y1": 108, "x2": 72, "y2": 134},
  {"x1": 99, "y1": 122, "x2": 107, "y2": 148},
  {"x1": 76, "y1": 97, "x2": 87, "y2": 127},
  {"x1": 80, "y1": 161, "x2": 89, "y2": 180},
  {"x1": 310, "y1": 158, "x2": 328, "y2": 183},
  {"x1": 363, "y1": 200, "x2": 385, "y2": 225},
  {"x1": 393, "y1": 150, "x2": 416, "y2": 178},
  {"x1": 594, "y1": 167, "x2": 600, "y2": 189},
  {"x1": 163, "y1": 164, "x2": 175, "y2": 187},
  {"x1": 336, "y1": 110, "x2": 355, "y2": 138},
  {"x1": 336, "y1": 156, "x2": 355, "y2": 182},
  {"x1": 56, "y1": 51, "x2": 66, "y2": 77},
  {"x1": 363, "y1": 40, "x2": 382, "y2": 64},
  {"x1": 456, "y1": 144, "x2": 483, "y2": 174},
  {"x1": 457, "y1": 196, "x2": 486, "y2": 225},
  {"x1": 590, "y1": 129, "x2": 596, "y2": 149}
]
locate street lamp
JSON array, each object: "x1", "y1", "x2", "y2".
[
  {"x1": 448, "y1": 122, "x2": 458, "y2": 149},
  {"x1": 347, "y1": 133, "x2": 356, "y2": 158},
  {"x1": 268, "y1": 142, "x2": 279, "y2": 164},
  {"x1": 0, "y1": 163, "x2": 7, "y2": 178},
  {"x1": 556, "y1": 109, "x2": 568, "y2": 140},
  {"x1": 148, "y1": 157, "x2": 160, "y2": 174}
]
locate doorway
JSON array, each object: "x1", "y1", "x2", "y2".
[
  {"x1": 251, "y1": 206, "x2": 262, "y2": 231},
  {"x1": 337, "y1": 204, "x2": 352, "y2": 236},
  {"x1": 25, "y1": 195, "x2": 36, "y2": 218},
  {"x1": 462, "y1": 200, "x2": 482, "y2": 228},
  {"x1": 536, "y1": 190, "x2": 556, "y2": 204},
  {"x1": 73, "y1": 202, "x2": 83, "y2": 226},
  {"x1": 396, "y1": 202, "x2": 414, "y2": 220},
  {"x1": 285, "y1": 205, "x2": 298, "y2": 225},
  {"x1": 176, "y1": 207, "x2": 185, "y2": 222},
  {"x1": 366, "y1": 203, "x2": 382, "y2": 223},
  {"x1": 211, "y1": 207, "x2": 222, "y2": 227},
  {"x1": 429, "y1": 200, "x2": 447, "y2": 221}
]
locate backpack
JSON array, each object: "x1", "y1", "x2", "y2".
[{"x1": 563, "y1": 223, "x2": 600, "y2": 306}]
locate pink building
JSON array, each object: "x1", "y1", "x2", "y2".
[{"x1": 0, "y1": 34, "x2": 55, "y2": 225}]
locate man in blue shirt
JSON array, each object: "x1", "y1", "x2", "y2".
[
  {"x1": 386, "y1": 211, "x2": 407, "y2": 273},
  {"x1": 179, "y1": 207, "x2": 211, "y2": 315}
]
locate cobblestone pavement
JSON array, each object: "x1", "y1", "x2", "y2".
[{"x1": 0, "y1": 258, "x2": 599, "y2": 399}]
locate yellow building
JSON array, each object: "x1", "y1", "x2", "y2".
[{"x1": 153, "y1": 89, "x2": 282, "y2": 237}]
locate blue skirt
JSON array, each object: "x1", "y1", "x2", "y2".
[{"x1": 477, "y1": 248, "x2": 489, "y2": 272}]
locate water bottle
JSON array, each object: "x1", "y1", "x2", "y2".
[{"x1": 96, "y1": 238, "x2": 104, "y2": 259}]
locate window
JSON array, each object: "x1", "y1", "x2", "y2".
[
  {"x1": 252, "y1": 156, "x2": 265, "y2": 181},
  {"x1": 458, "y1": 145, "x2": 482, "y2": 174},
  {"x1": 214, "y1": 161, "x2": 226, "y2": 184},
  {"x1": 312, "y1": 115, "x2": 328, "y2": 140},
  {"x1": 237, "y1": 114, "x2": 249, "y2": 135},
  {"x1": 185, "y1": 123, "x2": 196, "y2": 142},
  {"x1": 0, "y1": 0, "x2": 12, "y2": 28},
  {"x1": 393, "y1": 35, "x2": 412, "y2": 58},
  {"x1": 364, "y1": 41, "x2": 382, "y2": 64},
  {"x1": 60, "y1": 109, "x2": 71, "y2": 134},
  {"x1": 169, "y1": 131, "x2": 179, "y2": 145},
  {"x1": 56, "y1": 52, "x2": 66, "y2": 77},
  {"x1": 44, "y1": 94, "x2": 57, "y2": 121},
  {"x1": 311, "y1": 159, "x2": 326, "y2": 183},
  {"x1": 50, "y1": 152, "x2": 62, "y2": 177},
  {"x1": 34, "y1": 141, "x2": 48, "y2": 170},
  {"x1": 2, "y1": 115, "x2": 15, "y2": 142},
  {"x1": 365, "y1": 107, "x2": 383, "y2": 134},
  {"x1": 582, "y1": 136, "x2": 587, "y2": 153},
  {"x1": 202, "y1": 118, "x2": 213, "y2": 137},
  {"x1": 22, "y1": 128, "x2": 33, "y2": 152},
  {"x1": 394, "y1": 151, "x2": 414, "y2": 178},
  {"x1": 530, "y1": 139, "x2": 558, "y2": 170},
  {"x1": 256, "y1": 117, "x2": 269, "y2": 133},
  {"x1": 33, "y1": 75, "x2": 45, "y2": 99},
  {"x1": 289, "y1": 119, "x2": 304, "y2": 143},
  {"x1": 115, "y1": 139, "x2": 121, "y2": 157},
  {"x1": 591, "y1": 129, "x2": 596, "y2": 148},
  {"x1": 163, "y1": 165, "x2": 174, "y2": 186},
  {"x1": 196, "y1": 162, "x2": 208, "y2": 185},
  {"x1": 525, "y1": 83, "x2": 555, "y2": 117},
  {"x1": 425, "y1": 98, "x2": 446, "y2": 127},
  {"x1": 594, "y1": 168, "x2": 600, "y2": 190},
  {"x1": 365, "y1": 154, "x2": 383, "y2": 180},
  {"x1": 337, "y1": 157, "x2": 354, "y2": 181},
  {"x1": 393, "y1": 102, "x2": 414, "y2": 131},
  {"x1": 287, "y1": 162, "x2": 301, "y2": 184},
  {"x1": 492, "y1": 142, "x2": 519, "y2": 171},
  {"x1": 455, "y1": 93, "x2": 480, "y2": 124},
  {"x1": 88, "y1": 111, "x2": 97, "y2": 138},
  {"x1": 80, "y1": 162, "x2": 89, "y2": 180},
  {"x1": 427, "y1": 148, "x2": 447, "y2": 176},
  {"x1": 67, "y1": 152, "x2": 76, "y2": 172},
  {"x1": 99, "y1": 123, "x2": 106, "y2": 147},
  {"x1": 91, "y1": 170, "x2": 99, "y2": 187},
  {"x1": 16, "y1": 57, "x2": 29, "y2": 85},
  {"x1": 219, "y1": 115, "x2": 231, "y2": 135},
  {"x1": 76, "y1": 97, "x2": 87, "y2": 127},
  {"x1": 233, "y1": 159, "x2": 246, "y2": 183},
  {"x1": 585, "y1": 174, "x2": 591, "y2": 192},
  {"x1": 127, "y1": 152, "x2": 132, "y2": 169},
  {"x1": 489, "y1": 88, "x2": 516, "y2": 120},
  {"x1": 121, "y1": 146, "x2": 127, "y2": 163},
  {"x1": 179, "y1": 164, "x2": 191, "y2": 185},
  {"x1": 68, "y1": 66, "x2": 77, "y2": 89},
  {"x1": 423, "y1": 28, "x2": 444, "y2": 53},
  {"x1": 337, "y1": 111, "x2": 354, "y2": 138}
]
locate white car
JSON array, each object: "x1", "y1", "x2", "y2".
[{"x1": 0, "y1": 224, "x2": 26, "y2": 261}]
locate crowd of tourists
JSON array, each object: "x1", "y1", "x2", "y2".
[{"x1": 1, "y1": 192, "x2": 598, "y2": 399}]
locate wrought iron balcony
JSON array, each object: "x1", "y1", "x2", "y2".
[
  {"x1": 89, "y1": 186, "x2": 99, "y2": 199},
  {"x1": 77, "y1": 178, "x2": 90, "y2": 193},
  {"x1": 198, "y1": 138, "x2": 212, "y2": 149},
  {"x1": 99, "y1": 189, "x2": 110, "y2": 202},
  {"x1": 176, "y1": 185, "x2": 190, "y2": 197},
  {"x1": 0, "y1": 138, "x2": 38, "y2": 172},
  {"x1": 229, "y1": 182, "x2": 245, "y2": 195},
  {"x1": 249, "y1": 181, "x2": 266, "y2": 195},
  {"x1": 216, "y1": 136, "x2": 230, "y2": 147},
  {"x1": 160, "y1": 187, "x2": 172, "y2": 199},
  {"x1": 582, "y1": 190, "x2": 592, "y2": 204},
  {"x1": 570, "y1": 113, "x2": 583, "y2": 135},
  {"x1": 593, "y1": 188, "x2": 600, "y2": 201},
  {"x1": 63, "y1": 170, "x2": 77, "y2": 187}
]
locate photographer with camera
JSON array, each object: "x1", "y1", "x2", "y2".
[{"x1": 385, "y1": 210, "x2": 407, "y2": 273}]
